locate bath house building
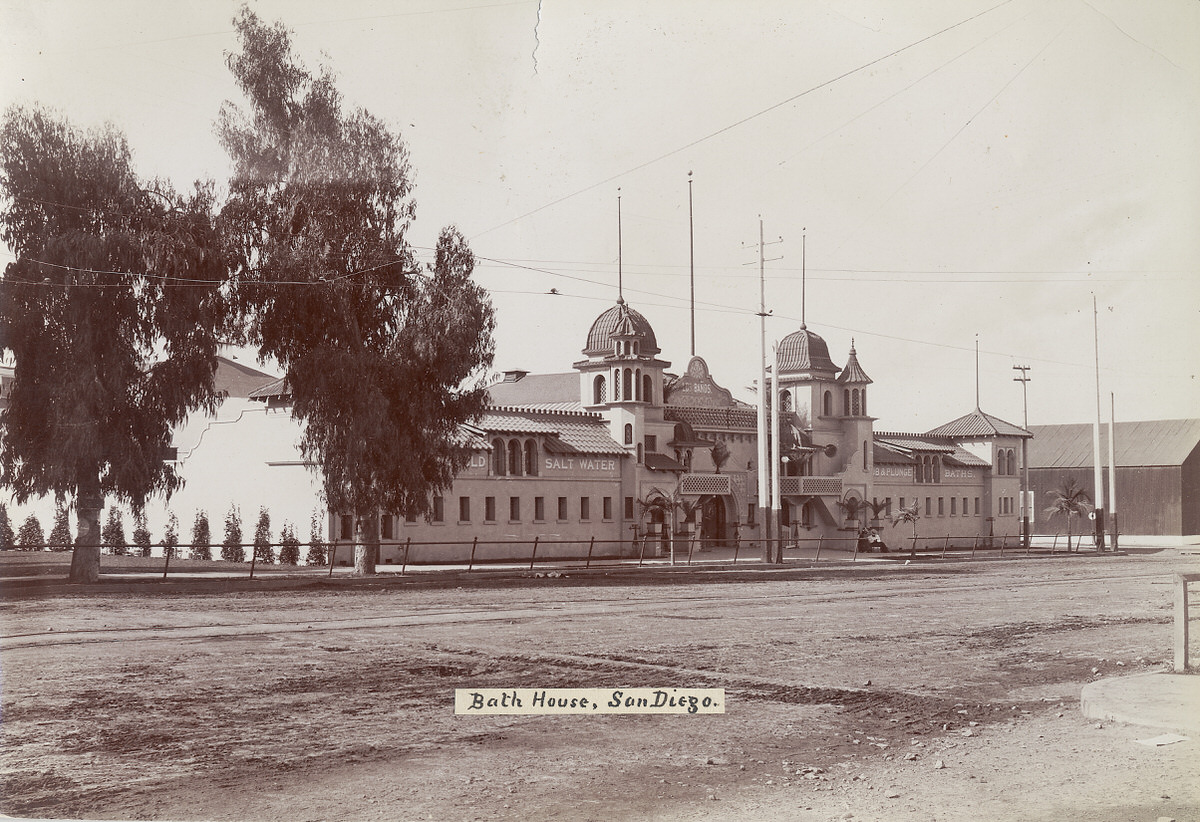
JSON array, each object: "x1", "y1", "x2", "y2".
[{"x1": 315, "y1": 297, "x2": 1031, "y2": 563}]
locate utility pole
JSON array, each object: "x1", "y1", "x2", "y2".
[
  {"x1": 1013, "y1": 364, "x2": 1031, "y2": 550},
  {"x1": 1109, "y1": 392, "x2": 1118, "y2": 551},
  {"x1": 744, "y1": 219, "x2": 783, "y2": 563},
  {"x1": 1092, "y1": 294, "x2": 1106, "y2": 551}
]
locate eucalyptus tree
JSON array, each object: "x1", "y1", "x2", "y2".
[
  {"x1": 0, "y1": 106, "x2": 229, "y2": 582},
  {"x1": 218, "y1": 9, "x2": 495, "y2": 575}
]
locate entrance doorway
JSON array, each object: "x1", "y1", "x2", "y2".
[{"x1": 701, "y1": 496, "x2": 730, "y2": 548}]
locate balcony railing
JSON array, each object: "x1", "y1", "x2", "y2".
[
  {"x1": 780, "y1": 476, "x2": 843, "y2": 497},
  {"x1": 678, "y1": 473, "x2": 733, "y2": 496}
]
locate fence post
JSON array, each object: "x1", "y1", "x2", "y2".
[
  {"x1": 1026, "y1": 531, "x2": 1032, "y2": 555},
  {"x1": 941, "y1": 535, "x2": 949, "y2": 559},
  {"x1": 161, "y1": 545, "x2": 172, "y2": 580},
  {"x1": 468, "y1": 536, "x2": 478, "y2": 572},
  {"x1": 814, "y1": 535, "x2": 823, "y2": 563},
  {"x1": 401, "y1": 537, "x2": 411, "y2": 576},
  {"x1": 529, "y1": 536, "x2": 540, "y2": 571},
  {"x1": 1000, "y1": 533, "x2": 1006, "y2": 554},
  {"x1": 1051, "y1": 533, "x2": 1058, "y2": 554},
  {"x1": 732, "y1": 533, "x2": 741, "y2": 565},
  {"x1": 585, "y1": 536, "x2": 595, "y2": 568},
  {"x1": 852, "y1": 534, "x2": 859, "y2": 562},
  {"x1": 638, "y1": 534, "x2": 647, "y2": 567},
  {"x1": 327, "y1": 541, "x2": 336, "y2": 577},
  {"x1": 1175, "y1": 574, "x2": 1195, "y2": 671},
  {"x1": 971, "y1": 535, "x2": 977, "y2": 558},
  {"x1": 249, "y1": 543, "x2": 257, "y2": 580},
  {"x1": 687, "y1": 531, "x2": 697, "y2": 566}
]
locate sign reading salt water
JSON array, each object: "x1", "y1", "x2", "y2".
[
  {"x1": 542, "y1": 456, "x2": 618, "y2": 474},
  {"x1": 455, "y1": 688, "x2": 725, "y2": 715}
]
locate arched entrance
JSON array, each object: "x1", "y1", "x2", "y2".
[{"x1": 700, "y1": 495, "x2": 731, "y2": 548}]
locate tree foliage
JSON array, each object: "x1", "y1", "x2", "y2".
[
  {"x1": 305, "y1": 508, "x2": 327, "y2": 566},
  {"x1": 217, "y1": 9, "x2": 495, "y2": 574},
  {"x1": 190, "y1": 510, "x2": 211, "y2": 561},
  {"x1": 891, "y1": 502, "x2": 921, "y2": 556},
  {"x1": 102, "y1": 506, "x2": 127, "y2": 555},
  {"x1": 162, "y1": 511, "x2": 179, "y2": 559},
  {"x1": 48, "y1": 504, "x2": 73, "y2": 551},
  {"x1": 221, "y1": 504, "x2": 245, "y2": 562},
  {"x1": 278, "y1": 522, "x2": 300, "y2": 565},
  {"x1": 17, "y1": 514, "x2": 44, "y2": 551},
  {"x1": 0, "y1": 503, "x2": 13, "y2": 550},
  {"x1": 1045, "y1": 477, "x2": 1092, "y2": 552},
  {"x1": 132, "y1": 510, "x2": 152, "y2": 557},
  {"x1": 253, "y1": 506, "x2": 273, "y2": 564},
  {"x1": 0, "y1": 105, "x2": 229, "y2": 582}
]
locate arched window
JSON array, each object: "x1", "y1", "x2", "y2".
[
  {"x1": 492, "y1": 438, "x2": 506, "y2": 475},
  {"x1": 635, "y1": 368, "x2": 642, "y2": 401},
  {"x1": 861, "y1": 391, "x2": 867, "y2": 416},
  {"x1": 933, "y1": 457, "x2": 941, "y2": 483},
  {"x1": 863, "y1": 440, "x2": 868, "y2": 470},
  {"x1": 507, "y1": 439, "x2": 522, "y2": 476},
  {"x1": 523, "y1": 439, "x2": 537, "y2": 476},
  {"x1": 613, "y1": 368, "x2": 621, "y2": 401},
  {"x1": 843, "y1": 389, "x2": 851, "y2": 416},
  {"x1": 780, "y1": 390, "x2": 793, "y2": 413},
  {"x1": 593, "y1": 375, "x2": 606, "y2": 405},
  {"x1": 643, "y1": 374, "x2": 652, "y2": 404},
  {"x1": 623, "y1": 368, "x2": 633, "y2": 400},
  {"x1": 624, "y1": 423, "x2": 633, "y2": 445},
  {"x1": 852, "y1": 389, "x2": 861, "y2": 416},
  {"x1": 823, "y1": 391, "x2": 832, "y2": 417}
]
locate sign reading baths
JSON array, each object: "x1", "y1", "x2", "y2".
[{"x1": 454, "y1": 688, "x2": 725, "y2": 715}]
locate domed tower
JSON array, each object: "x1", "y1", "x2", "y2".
[
  {"x1": 774, "y1": 323, "x2": 840, "y2": 433},
  {"x1": 836, "y1": 339, "x2": 875, "y2": 484},
  {"x1": 575, "y1": 297, "x2": 671, "y2": 465}
]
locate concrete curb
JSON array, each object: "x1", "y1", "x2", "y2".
[{"x1": 1080, "y1": 672, "x2": 1200, "y2": 736}]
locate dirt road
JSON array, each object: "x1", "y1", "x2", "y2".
[{"x1": 3, "y1": 552, "x2": 1197, "y2": 821}]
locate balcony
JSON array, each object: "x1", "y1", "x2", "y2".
[
  {"x1": 678, "y1": 473, "x2": 733, "y2": 496},
  {"x1": 780, "y1": 476, "x2": 842, "y2": 497}
]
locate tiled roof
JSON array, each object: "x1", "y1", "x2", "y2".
[
  {"x1": 945, "y1": 446, "x2": 990, "y2": 468},
  {"x1": 665, "y1": 406, "x2": 757, "y2": 430},
  {"x1": 486, "y1": 372, "x2": 580, "y2": 407},
  {"x1": 836, "y1": 342, "x2": 872, "y2": 385},
  {"x1": 214, "y1": 356, "x2": 281, "y2": 398},
  {"x1": 776, "y1": 326, "x2": 840, "y2": 375},
  {"x1": 1029, "y1": 419, "x2": 1200, "y2": 469},
  {"x1": 477, "y1": 407, "x2": 624, "y2": 455},
  {"x1": 645, "y1": 453, "x2": 685, "y2": 472},
  {"x1": 583, "y1": 300, "x2": 660, "y2": 356},
  {"x1": 874, "y1": 433, "x2": 956, "y2": 454},
  {"x1": 873, "y1": 440, "x2": 916, "y2": 464},
  {"x1": 926, "y1": 409, "x2": 1031, "y2": 439},
  {"x1": 248, "y1": 376, "x2": 288, "y2": 400}
]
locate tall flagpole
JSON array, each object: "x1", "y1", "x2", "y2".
[
  {"x1": 771, "y1": 340, "x2": 782, "y2": 563},
  {"x1": 1108, "y1": 392, "x2": 1118, "y2": 550},
  {"x1": 688, "y1": 172, "x2": 695, "y2": 357},
  {"x1": 1092, "y1": 294, "x2": 1105, "y2": 550},
  {"x1": 756, "y1": 217, "x2": 770, "y2": 562},
  {"x1": 617, "y1": 189, "x2": 623, "y2": 303}
]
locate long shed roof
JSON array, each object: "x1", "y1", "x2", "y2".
[{"x1": 1028, "y1": 419, "x2": 1200, "y2": 469}]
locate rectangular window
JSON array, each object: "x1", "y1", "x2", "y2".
[
  {"x1": 950, "y1": 497, "x2": 957, "y2": 516},
  {"x1": 405, "y1": 509, "x2": 417, "y2": 523},
  {"x1": 510, "y1": 496, "x2": 520, "y2": 522},
  {"x1": 963, "y1": 497, "x2": 969, "y2": 516},
  {"x1": 381, "y1": 514, "x2": 394, "y2": 540},
  {"x1": 899, "y1": 497, "x2": 906, "y2": 511},
  {"x1": 485, "y1": 496, "x2": 496, "y2": 523},
  {"x1": 645, "y1": 434, "x2": 657, "y2": 452},
  {"x1": 557, "y1": 496, "x2": 568, "y2": 521},
  {"x1": 925, "y1": 497, "x2": 932, "y2": 517},
  {"x1": 747, "y1": 504, "x2": 756, "y2": 525},
  {"x1": 459, "y1": 496, "x2": 470, "y2": 523},
  {"x1": 885, "y1": 497, "x2": 892, "y2": 517},
  {"x1": 603, "y1": 496, "x2": 613, "y2": 520},
  {"x1": 974, "y1": 497, "x2": 980, "y2": 515},
  {"x1": 432, "y1": 496, "x2": 444, "y2": 523},
  {"x1": 938, "y1": 497, "x2": 944, "y2": 516},
  {"x1": 534, "y1": 496, "x2": 545, "y2": 522},
  {"x1": 340, "y1": 515, "x2": 352, "y2": 540},
  {"x1": 580, "y1": 496, "x2": 591, "y2": 521},
  {"x1": 624, "y1": 496, "x2": 634, "y2": 520}
]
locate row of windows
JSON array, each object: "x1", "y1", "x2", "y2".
[
  {"x1": 492, "y1": 437, "x2": 538, "y2": 476},
  {"x1": 345, "y1": 495, "x2": 631, "y2": 538},
  {"x1": 995, "y1": 448, "x2": 1018, "y2": 475},
  {"x1": 777, "y1": 388, "x2": 868, "y2": 417},
  {"x1": 593, "y1": 369, "x2": 654, "y2": 404}
]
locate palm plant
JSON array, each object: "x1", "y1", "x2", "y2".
[
  {"x1": 1044, "y1": 477, "x2": 1092, "y2": 552},
  {"x1": 891, "y1": 502, "x2": 921, "y2": 557},
  {"x1": 836, "y1": 496, "x2": 864, "y2": 528},
  {"x1": 868, "y1": 499, "x2": 890, "y2": 526}
]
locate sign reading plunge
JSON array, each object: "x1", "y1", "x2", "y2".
[{"x1": 454, "y1": 687, "x2": 725, "y2": 715}]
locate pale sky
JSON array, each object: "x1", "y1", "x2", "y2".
[{"x1": 2, "y1": 0, "x2": 1198, "y2": 431}]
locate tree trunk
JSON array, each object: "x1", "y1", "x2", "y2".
[
  {"x1": 353, "y1": 511, "x2": 379, "y2": 576},
  {"x1": 69, "y1": 485, "x2": 103, "y2": 584}
]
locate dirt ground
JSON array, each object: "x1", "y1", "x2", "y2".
[{"x1": 2, "y1": 550, "x2": 1198, "y2": 822}]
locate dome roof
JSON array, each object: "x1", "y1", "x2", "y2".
[
  {"x1": 583, "y1": 299, "x2": 660, "y2": 356},
  {"x1": 837, "y1": 340, "x2": 872, "y2": 384},
  {"x1": 777, "y1": 325, "x2": 839, "y2": 375}
]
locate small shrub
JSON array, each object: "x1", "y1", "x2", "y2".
[
  {"x1": 190, "y1": 510, "x2": 211, "y2": 561},
  {"x1": 162, "y1": 512, "x2": 180, "y2": 559},
  {"x1": 305, "y1": 509, "x2": 327, "y2": 566},
  {"x1": 253, "y1": 507, "x2": 273, "y2": 564},
  {"x1": 132, "y1": 511, "x2": 152, "y2": 557},
  {"x1": 102, "y1": 507, "x2": 127, "y2": 556},
  {"x1": 278, "y1": 522, "x2": 300, "y2": 565},
  {"x1": 221, "y1": 504, "x2": 245, "y2": 563},
  {"x1": 48, "y1": 505, "x2": 73, "y2": 552},
  {"x1": 0, "y1": 504, "x2": 14, "y2": 550},
  {"x1": 17, "y1": 514, "x2": 45, "y2": 551}
]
